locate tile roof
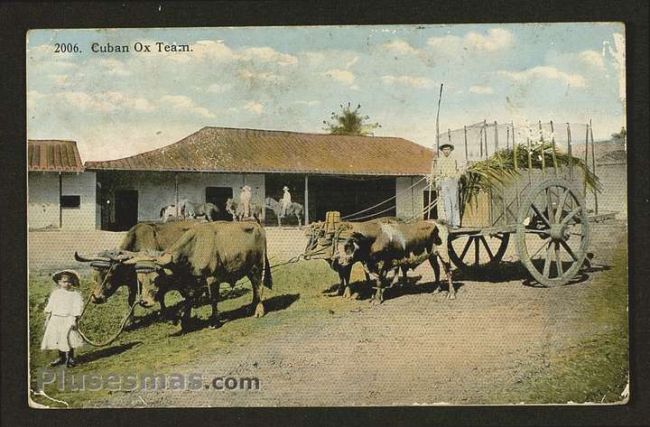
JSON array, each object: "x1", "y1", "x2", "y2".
[
  {"x1": 28, "y1": 140, "x2": 84, "y2": 172},
  {"x1": 85, "y1": 127, "x2": 433, "y2": 176}
]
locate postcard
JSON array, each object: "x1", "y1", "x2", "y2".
[{"x1": 27, "y1": 24, "x2": 628, "y2": 408}]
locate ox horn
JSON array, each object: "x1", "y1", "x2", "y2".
[{"x1": 74, "y1": 251, "x2": 110, "y2": 263}]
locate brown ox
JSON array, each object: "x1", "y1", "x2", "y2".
[
  {"x1": 304, "y1": 217, "x2": 408, "y2": 298},
  {"x1": 334, "y1": 220, "x2": 454, "y2": 303},
  {"x1": 74, "y1": 221, "x2": 201, "y2": 314},
  {"x1": 123, "y1": 221, "x2": 272, "y2": 330}
]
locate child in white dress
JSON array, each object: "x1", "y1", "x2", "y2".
[{"x1": 41, "y1": 270, "x2": 85, "y2": 367}]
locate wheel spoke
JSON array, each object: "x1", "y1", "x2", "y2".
[
  {"x1": 555, "y1": 189, "x2": 569, "y2": 223},
  {"x1": 480, "y1": 236, "x2": 495, "y2": 260},
  {"x1": 561, "y1": 206, "x2": 582, "y2": 226},
  {"x1": 560, "y1": 240, "x2": 579, "y2": 262},
  {"x1": 542, "y1": 243, "x2": 553, "y2": 278},
  {"x1": 531, "y1": 203, "x2": 552, "y2": 228},
  {"x1": 459, "y1": 237, "x2": 473, "y2": 261},
  {"x1": 525, "y1": 229, "x2": 551, "y2": 236},
  {"x1": 529, "y1": 239, "x2": 551, "y2": 261},
  {"x1": 546, "y1": 188, "x2": 555, "y2": 224},
  {"x1": 555, "y1": 242, "x2": 564, "y2": 276}
]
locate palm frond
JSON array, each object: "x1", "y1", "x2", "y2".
[{"x1": 458, "y1": 142, "x2": 601, "y2": 208}]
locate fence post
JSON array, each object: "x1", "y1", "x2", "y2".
[
  {"x1": 483, "y1": 119, "x2": 488, "y2": 158},
  {"x1": 463, "y1": 125, "x2": 469, "y2": 162},
  {"x1": 539, "y1": 120, "x2": 546, "y2": 174},
  {"x1": 550, "y1": 120, "x2": 558, "y2": 176}
]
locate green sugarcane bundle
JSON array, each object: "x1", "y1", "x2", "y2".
[{"x1": 458, "y1": 142, "x2": 601, "y2": 210}]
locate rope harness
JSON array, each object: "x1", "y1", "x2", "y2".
[{"x1": 70, "y1": 262, "x2": 142, "y2": 348}]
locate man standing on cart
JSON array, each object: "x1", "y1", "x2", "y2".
[{"x1": 434, "y1": 143, "x2": 461, "y2": 228}]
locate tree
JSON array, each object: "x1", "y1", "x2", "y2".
[
  {"x1": 611, "y1": 126, "x2": 627, "y2": 142},
  {"x1": 322, "y1": 103, "x2": 381, "y2": 136}
]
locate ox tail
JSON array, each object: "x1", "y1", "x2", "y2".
[{"x1": 263, "y1": 249, "x2": 273, "y2": 289}]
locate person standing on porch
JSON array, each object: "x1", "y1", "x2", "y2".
[
  {"x1": 434, "y1": 143, "x2": 461, "y2": 228},
  {"x1": 280, "y1": 186, "x2": 291, "y2": 218},
  {"x1": 239, "y1": 185, "x2": 252, "y2": 218}
]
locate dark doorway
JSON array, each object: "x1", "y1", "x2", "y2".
[
  {"x1": 423, "y1": 189, "x2": 439, "y2": 220},
  {"x1": 115, "y1": 190, "x2": 138, "y2": 231},
  {"x1": 308, "y1": 176, "x2": 396, "y2": 222},
  {"x1": 206, "y1": 187, "x2": 233, "y2": 220}
]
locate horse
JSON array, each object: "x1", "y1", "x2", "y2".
[
  {"x1": 159, "y1": 204, "x2": 181, "y2": 223},
  {"x1": 225, "y1": 198, "x2": 262, "y2": 222},
  {"x1": 264, "y1": 197, "x2": 303, "y2": 227},
  {"x1": 179, "y1": 199, "x2": 220, "y2": 222}
]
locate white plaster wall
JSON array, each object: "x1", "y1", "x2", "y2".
[
  {"x1": 131, "y1": 172, "x2": 266, "y2": 222},
  {"x1": 28, "y1": 172, "x2": 60, "y2": 229},
  {"x1": 396, "y1": 176, "x2": 427, "y2": 220},
  {"x1": 61, "y1": 172, "x2": 97, "y2": 230}
]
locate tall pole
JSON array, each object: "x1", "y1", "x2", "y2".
[
  {"x1": 583, "y1": 123, "x2": 589, "y2": 197},
  {"x1": 428, "y1": 83, "x2": 444, "y2": 220},
  {"x1": 539, "y1": 120, "x2": 546, "y2": 174},
  {"x1": 494, "y1": 120, "x2": 499, "y2": 152},
  {"x1": 589, "y1": 119, "x2": 598, "y2": 214},
  {"x1": 567, "y1": 122, "x2": 573, "y2": 180}
]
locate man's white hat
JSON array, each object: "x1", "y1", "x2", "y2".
[{"x1": 283, "y1": 186, "x2": 289, "y2": 191}]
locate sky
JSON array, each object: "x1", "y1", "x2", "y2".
[{"x1": 26, "y1": 24, "x2": 626, "y2": 162}]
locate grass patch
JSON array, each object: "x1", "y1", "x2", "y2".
[
  {"x1": 496, "y1": 240, "x2": 629, "y2": 404},
  {"x1": 28, "y1": 260, "x2": 354, "y2": 408}
]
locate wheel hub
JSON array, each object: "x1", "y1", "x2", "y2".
[{"x1": 549, "y1": 223, "x2": 568, "y2": 241}]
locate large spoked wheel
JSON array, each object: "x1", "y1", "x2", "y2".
[
  {"x1": 516, "y1": 178, "x2": 590, "y2": 287},
  {"x1": 448, "y1": 232, "x2": 510, "y2": 270}
]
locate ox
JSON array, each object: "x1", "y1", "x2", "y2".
[
  {"x1": 334, "y1": 220, "x2": 454, "y2": 303},
  {"x1": 74, "y1": 221, "x2": 200, "y2": 315},
  {"x1": 122, "y1": 221, "x2": 272, "y2": 330},
  {"x1": 304, "y1": 217, "x2": 408, "y2": 298}
]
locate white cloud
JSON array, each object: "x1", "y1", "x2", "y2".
[
  {"x1": 427, "y1": 28, "x2": 513, "y2": 55},
  {"x1": 206, "y1": 83, "x2": 230, "y2": 93},
  {"x1": 578, "y1": 49, "x2": 605, "y2": 70},
  {"x1": 381, "y1": 75, "x2": 434, "y2": 88},
  {"x1": 160, "y1": 95, "x2": 214, "y2": 118},
  {"x1": 98, "y1": 58, "x2": 131, "y2": 76},
  {"x1": 244, "y1": 101, "x2": 264, "y2": 114},
  {"x1": 57, "y1": 91, "x2": 156, "y2": 113},
  {"x1": 382, "y1": 39, "x2": 418, "y2": 55},
  {"x1": 498, "y1": 66, "x2": 586, "y2": 88},
  {"x1": 469, "y1": 85, "x2": 494, "y2": 94},
  {"x1": 240, "y1": 47, "x2": 298, "y2": 66},
  {"x1": 294, "y1": 100, "x2": 320, "y2": 106},
  {"x1": 465, "y1": 28, "x2": 513, "y2": 52},
  {"x1": 238, "y1": 69, "x2": 285, "y2": 84},
  {"x1": 324, "y1": 69, "x2": 356, "y2": 85}
]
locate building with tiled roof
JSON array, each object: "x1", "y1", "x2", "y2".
[
  {"x1": 86, "y1": 127, "x2": 433, "y2": 230},
  {"x1": 28, "y1": 140, "x2": 97, "y2": 230}
]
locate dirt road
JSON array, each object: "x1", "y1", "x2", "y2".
[{"x1": 81, "y1": 219, "x2": 626, "y2": 407}]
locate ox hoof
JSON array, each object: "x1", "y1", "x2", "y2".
[
  {"x1": 342, "y1": 287, "x2": 352, "y2": 299},
  {"x1": 254, "y1": 303, "x2": 265, "y2": 318},
  {"x1": 208, "y1": 320, "x2": 223, "y2": 329},
  {"x1": 447, "y1": 293, "x2": 456, "y2": 300},
  {"x1": 351, "y1": 292, "x2": 360, "y2": 300}
]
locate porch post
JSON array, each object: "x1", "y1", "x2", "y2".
[
  {"x1": 175, "y1": 172, "x2": 179, "y2": 217},
  {"x1": 59, "y1": 172, "x2": 63, "y2": 228},
  {"x1": 304, "y1": 175, "x2": 309, "y2": 225}
]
